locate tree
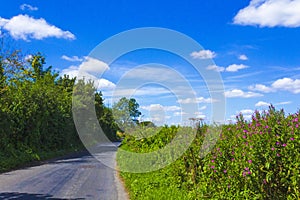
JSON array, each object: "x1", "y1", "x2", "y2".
[
  {"x1": 95, "y1": 92, "x2": 119, "y2": 141},
  {"x1": 56, "y1": 74, "x2": 76, "y2": 93},
  {"x1": 0, "y1": 59, "x2": 6, "y2": 95},
  {"x1": 27, "y1": 52, "x2": 56, "y2": 81},
  {"x1": 112, "y1": 97, "x2": 142, "y2": 132},
  {"x1": 128, "y1": 98, "x2": 142, "y2": 122}
]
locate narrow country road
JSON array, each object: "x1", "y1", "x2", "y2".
[{"x1": 0, "y1": 143, "x2": 128, "y2": 200}]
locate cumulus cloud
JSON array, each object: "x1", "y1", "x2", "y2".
[
  {"x1": 255, "y1": 101, "x2": 270, "y2": 107},
  {"x1": 230, "y1": 109, "x2": 255, "y2": 121},
  {"x1": 206, "y1": 64, "x2": 248, "y2": 72},
  {"x1": 0, "y1": 14, "x2": 75, "y2": 41},
  {"x1": 61, "y1": 57, "x2": 115, "y2": 91},
  {"x1": 177, "y1": 97, "x2": 214, "y2": 104},
  {"x1": 239, "y1": 54, "x2": 248, "y2": 60},
  {"x1": 24, "y1": 54, "x2": 33, "y2": 61},
  {"x1": 79, "y1": 56, "x2": 109, "y2": 74},
  {"x1": 141, "y1": 104, "x2": 181, "y2": 112},
  {"x1": 61, "y1": 55, "x2": 83, "y2": 62},
  {"x1": 239, "y1": 109, "x2": 254, "y2": 120},
  {"x1": 20, "y1": 4, "x2": 38, "y2": 11},
  {"x1": 225, "y1": 89, "x2": 263, "y2": 98},
  {"x1": 206, "y1": 65, "x2": 225, "y2": 72},
  {"x1": 96, "y1": 79, "x2": 116, "y2": 90},
  {"x1": 233, "y1": 0, "x2": 300, "y2": 27},
  {"x1": 190, "y1": 50, "x2": 216, "y2": 59},
  {"x1": 140, "y1": 104, "x2": 181, "y2": 125},
  {"x1": 112, "y1": 87, "x2": 172, "y2": 98},
  {"x1": 61, "y1": 65, "x2": 79, "y2": 78},
  {"x1": 271, "y1": 77, "x2": 300, "y2": 94},
  {"x1": 249, "y1": 78, "x2": 300, "y2": 94},
  {"x1": 194, "y1": 111, "x2": 206, "y2": 119},
  {"x1": 240, "y1": 109, "x2": 254, "y2": 115},
  {"x1": 255, "y1": 100, "x2": 291, "y2": 107},
  {"x1": 174, "y1": 111, "x2": 188, "y2": 117},
  {"x1": 248, "y1": 84, "x2": 274, "y2": 93},
  {"x1": 226, "y1": 64, "x2": 248, "y2": 72}
]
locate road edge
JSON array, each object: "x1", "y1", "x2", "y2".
[{"x1": 114, "y1": 144, "x2": 129, "y2": 200}]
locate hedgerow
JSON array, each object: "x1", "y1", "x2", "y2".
[{"x1": 118, "y1": 106, "x2": 299, "y2": 199}]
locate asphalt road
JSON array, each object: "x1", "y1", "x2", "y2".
[{"x1": 0, "y1": 143, "x2": 128, "y2": 200}]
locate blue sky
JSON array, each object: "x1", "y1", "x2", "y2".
[{"x1": 1, "y1": 0, "x2": 300, "y2": 125}]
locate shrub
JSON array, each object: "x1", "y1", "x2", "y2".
[{"x1": 118, "y1": 106, "x2": 300, "y2": 199}]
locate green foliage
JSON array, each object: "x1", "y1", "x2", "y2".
[
  {"x1": 95, "y1": 92, "x2": 119, "y2": 141},
  {"x1": 0, "y1": 50, "x2": 83, "y2": 172},
  {"x1": 112, "y1": 97, "x2": 142, "y2": 132},
  {"x1": 118, "y1": 106, "x2": 300, "y2": 199},
  {"x1": 0, "y1": 46, "x2": 119, "y2": 172}
]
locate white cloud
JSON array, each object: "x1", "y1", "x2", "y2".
[
  {"x1": 0, "y1": 14, "x2": 75, "y2": 41},
  {"x1": 140, "y1": 104, "x2": 181, "y2": 125},
  {"x1": 62, "y1": 57, "x2": 109, "y2": 77},
  {"x1": 112, "y1": 87, "x2": 172, "y2": 98},
  {"x1": 20, "y1": 4, "x2": 38, "y2": 11},
  {"x1": 164, "y1": 106, "x2": 181, "y2": 111},
  {"x1": 196, "y1": 114, "x2": 206, "y2": 119},
  {"x1": 255, "y1": 100, "x2": 291, "y2": 107},
  {"x1": 194, "y1": 111, "x2": 206, "y2": 119},
  {"x1": 237, "y1": 109, "x2": 254, "y2": 120},
  {"x1": 0, "y1": 18, "x2": 9, "y2": 27},
  {"x1": 79, "y1": 56, "x2": 109, "y2": 74},
  {"x1": 61, "y1": 65, "x2": 79, "y2": 78},
  {"x1": 177, "y1": 97, "x2": 214, "y2": 104},
  {"x1": 225, "y1": 89, "x2": 263, "y2": 98},
  {"x1": 226, "y1": 64, "x2": 248, "y2": 72},
  {"x1": 123, "y1": 65, "x2": 185, "y2": 82},
  {"x1": 233, "y1": 0, "x2": 300, "y2": 27},
  {"x1": 96, "y1": 79, "x2": 116, "y2": 90},
  {"x1": 271, "y1": 77, "x2": 300, "y2": 94},
  {"x1": 249, "y1": 78, "x2": 300, "y2": 94},
  {"x1": 141, "y1": 104, "x2": 181, "y2": 112},
  {"x1": 230, "y1": 109, "x2": 255, "y2": 121},
  {"x1": 255, "y1": 101, "x2": 270, "y2": 107},
  {"x1": 239, "y1": 54, "x2": 248, "y2": 60},
  {"x1": 206, "y1": 64, "x2": 248, "y2": 73},
  {"x1": 240, "y1": 109, "x2": 254, "y2": 115},
  {"x1": 61, "y1": 55, "x2": 83, "y2": 62},
  {"x1": 190, "y1": 50, "x2": 216, "y2": 59},
  {"x1": 199, "y1": 105, "x2": 207, "y2": 110},
  {"x1": 275, "y1": 101, "x2": 292, "y2": 105},
  {"x1": 61, "y1": 57, "x2": 114, "y2": 91},
  {"x1": 249, "y1": 84, "x2": 274, "y2": 93},
  {"x1": 206, "y1": 65, "x2": 225, "y2": 72},
  {"x1": 174, "y1": 111, "x2": 185, "y2": 117},
  {"x1": 24, "y1": 54, "x2": 33, "y2": 61}
]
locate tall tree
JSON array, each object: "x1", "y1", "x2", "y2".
[
  {"x1": 128, "y1": 98, "x2": 142, "y2": 122},
  {"x1": 27, "y1": 52, "x2": 55, "y2": 81},
  {"x1": 112, "y1": 97, "x2": 141, "y2": 132},
  {"x1": 95, "y1": 92, "x2": 119, "y2": 141}
]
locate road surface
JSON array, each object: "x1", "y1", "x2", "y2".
[{"x1": 0, "y1": 143, "x2": 128, "y2": 200}]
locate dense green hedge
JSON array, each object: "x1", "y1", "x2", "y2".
[
  {"x1": 0, "y1": 49, "x2": 118, "y2": 172},
  {"x1": 118, "y1": 106, "x2": 299, "y2": 199}
]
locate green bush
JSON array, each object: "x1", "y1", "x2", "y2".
[
  {"x1": 0, "y1": 49, "x2": 118, "y2": 172},
  {"x1": 118, "y1": 106, "x2": 299, "y2": 199}
]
